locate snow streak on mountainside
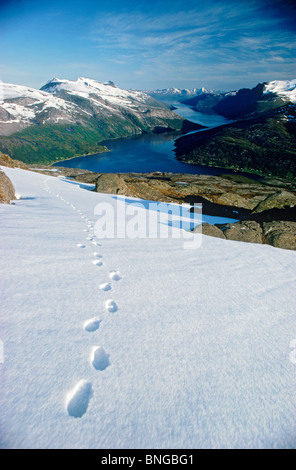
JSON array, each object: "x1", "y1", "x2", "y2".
[{"x1": 0, "y1": 166, "x2": 296, "y2": 449}]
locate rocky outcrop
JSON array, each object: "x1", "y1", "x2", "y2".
[
  {"x1": 216, "y1": 220, "x2": 263, "y2": 244},
  {"x1": 262, "y1": 221, "x2": 296, "y2": 250},
  {"x1": 200, "y1": 219, "x2": 296, "y2": 250},
  {"x1": 251, "y1": 190, "x2": 296, "y2": 214},
  {"x1": 0, "y1": 151, "x2": 29, "y2": 169},
  {"x1": 94, "y1": 171, "x2": 295, "y2": 209},
  {"x1": 0, "y1": 170, "x2": 15, "y2": 203},
  {"x1": 95, "y1": 173, "x2": 132, "y2": 196},
  {"x1": 198, "y1": 223, "x2": 225, "y2": 239},
  {"x1": 28, "y1": 166, "x2": 296, "y2": 250}
]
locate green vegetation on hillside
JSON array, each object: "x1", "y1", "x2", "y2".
[
  {"x1": 0, "y1": 124, "x2": 111, "y2": 164},
  {"x1": 175, "y1": 118, "x2": 296, "y2": 180}
]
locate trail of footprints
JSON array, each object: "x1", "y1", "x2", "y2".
[{"x1": 43, "y1": 180, "x2": 122, "y2": 418}]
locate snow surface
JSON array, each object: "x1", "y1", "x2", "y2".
[
  {"x1": 264, "y1": 79, "x2": 296, "y2": 103},
  {"x1": 0, "y1": 167, "x2": 296, "y2": 449}
]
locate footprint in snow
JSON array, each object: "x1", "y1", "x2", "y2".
[
  {"x1": 66, "y1": 380, "x2": 93, "y2": 418},
  {"x1": 105, "y1": 299, "x2": 118, "y2": 313},
  {"x1": 83, "y1": 317, "x2": 101, "y2": 332},
  {"x1": 109, "y1": 271, "x2": 121, "y2": 281},
  {"x1": 91, "y1": 346, "x2": 110, "y2": 371},
  {"x1": 99, "y1": 282, "x2": 111, "y2": 291},
  {"x1": 92, "y1": 259, "x2": 103, "y2": 266},
  {"x1": 77, "y1": 244, "x2": 86, "y2": 248},
  {"x1": 93, "y1": 252, "x2": 102, "y2": 258}
]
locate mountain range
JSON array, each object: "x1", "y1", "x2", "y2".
[
  {"x1": 143, "y1": 87, "x2": 216, "y2": 102},
  {"x1": 0, "y1": 77, "x2": 295, "y2": 177},
  {"x1": 0, "y1": 77, "x2": 199, "y2": 164}
]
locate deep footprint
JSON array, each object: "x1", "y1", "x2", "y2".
[
  {"x1": 109, "y1": 271, "x2": 121, "y2": 281},
  {"x1": 92, "y1": 260, "x2": 103, "y2": 266},
  {"x1": 99, "y1": 282, "x2": 111, "y2": 291},
  {"x1": 105, "y1": 299, "x2": 118, "y2": 313},
  {"x1": 91, "y1": 346, "x2": 110, "y2": 371},
  {"x1": 66, "y1": 380, "x2": 93, "y2": 418},
  {"x1": 83, "y1": 317, "x2": 101, "y2": 332}
]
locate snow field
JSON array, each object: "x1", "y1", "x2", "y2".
[{"x1": 0, "y1": 167, "x2": 295, "y2": 449}]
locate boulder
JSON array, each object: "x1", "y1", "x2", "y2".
[
  {"x1": 0, "y1": 170, "x2": 16, "y2": 203},
  {"x1": 95, "y1": 173, "x2": 131, "y2": 196},
  {"x1": 251, "y1": 190, "x2": 296, "y2": 214},
  {"x1": 262, "y1": 221, "x2": 296, "y2": 251},
  {"x1": 216, "y1": 192, "x2": 255, "y2": 210},
  {"x1": 197, "y1": 223, "x2": 225, "y2": 239},
  {"x1": 217, "y1": 220, "x2": 263, "y2": 244}
]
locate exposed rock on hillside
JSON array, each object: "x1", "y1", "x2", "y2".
[
  {"x1": 251, "y1": 190, "x2": 296, "y2": 214},
  {"x1": 0, "y1": 151, "x2": 29, "y2": 169},
  {"x1": 27, "y1": 165, "x2": 296, "y2": 250}
]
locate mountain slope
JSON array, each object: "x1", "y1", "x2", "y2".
[
  {"x1": 180, "y1": 79, "x2": 296, "y2": 118},
  {"x1": 175, "y1": 80, "x2": 296, "y2": 179},
  {"x1": 0, "y1": 78, "x2": 193, "y2": 164},
  {"x1": 213, "y1": 79, "x2": 296, "y2": 119},
  {"x1": 175, "y1": 107, "x2": 296, "y2": 179}
]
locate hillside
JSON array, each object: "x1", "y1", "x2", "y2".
[
  {"x1": 0, "y1": 78, "x2": 197, "y2": 164},
  {"x1": 175, "y1": 80, "x2": 296, "y2": 179}
]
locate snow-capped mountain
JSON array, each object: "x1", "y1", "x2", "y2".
[
  {"x1": 0, "y1": 78, "x2": 191, "y2": 164},
  {"x1": 145, "y1": 87, "x2": 215, "y2": 102},
  {"x1": 0, "y1": 77, "x2": 185, "y2": 137},
  {"x1": 212, "y1": 79, "x2": 296, "y2": 120},
  {"x1": 263, "y1": 79, "x2": 296, "y2": 103}
]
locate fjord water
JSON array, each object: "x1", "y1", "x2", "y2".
[{"x1": 53, "y1": 104, "x2": 233, "y2": 175}]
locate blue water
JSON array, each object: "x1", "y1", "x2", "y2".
[{"x1": 53, "y1": 104, "x2": 258, "y2": 178}]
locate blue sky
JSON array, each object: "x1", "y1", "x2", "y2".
[{"x1": 1, "y1": 0, "x2": 295, "y2": 91}]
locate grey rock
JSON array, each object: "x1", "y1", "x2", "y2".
[
  {"x1": 0, "y1": 171, "x2": 16, "y2": 203},
  {"x1": 217, "y1": 220, "x2": 263, "y2": 244},
  {"x1": 95, "y1": 173, "x2": 131, "y2": 196},
  {"x1": 262, "y1": 221, "x2": 296, "y2": 251},
  {"x1": 197, "y1": 223, "x2": 226, "y2": 239},
  {"x1": 252, "y1": 190, "x2": 296, "y2": 214}
]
